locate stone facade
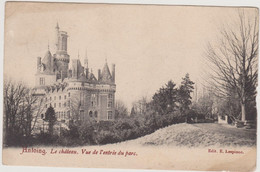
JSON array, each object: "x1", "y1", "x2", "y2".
[{"x1": 34, "y1": 23, "x2": 116, "y2": 129}]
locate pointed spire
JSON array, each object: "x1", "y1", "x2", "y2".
[
  {"x1": 84, "y1": 48, "x2": 88, "y2": 68},
  {"x1": 47, "y1": 40, "x2": 49, "y2": 50},
  {"x1": 78, "y1": 50, "x2": 80, "y2": 59},
  {"x1": 56, "y1": 22, "x2": 59, "y2": 30},
  {"x1": 101, "y1": 60, "x2": 112, "y2": 83}
]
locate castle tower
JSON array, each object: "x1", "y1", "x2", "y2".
[
  {"x1": 35, "y1": 47, "x2": 56, "y2": 87},
  {"x1": 111, "y1": 63, "x2": 115, "y2": 83},
  {"x1": 84, "y1": 49, "x2": 89, "y2": 79},
  {"x1": 53, "y1": 23, "x2": 70, "y2": 80}
]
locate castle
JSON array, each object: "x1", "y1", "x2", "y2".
[{"x1": 34, "y1": 23, "x2": 116, "y2": 126}]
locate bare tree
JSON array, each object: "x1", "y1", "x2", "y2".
[
  {"x1": 115, "y1": 100, "x2": 128, "y2": 119},
  {"x1": 205, "y1": 10, "x2": 258, "y2": 122},
  {"x1": 132, "y1": 96, "x2": 149, "y2": 116},
  {"x1": 4, "y1": 79, "x2": 27, "y2": 144},
  {"x1": 30, "y1": 95, "x2": 47, "y2": 134},
  {"x1": 68, "y1": 96, "x2": 82, "y2": 122},
  {"x1": 3, "y1": 78, "x2": 47, "y2": 145}
]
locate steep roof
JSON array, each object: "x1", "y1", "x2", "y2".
[
  {"x1": 89, "y1": 72, "x2": 97, "y2": 82},
  {"x1": 78, "y1": 73, "x2": 88, "y2": 82},
  {"x1": 100, "y1": 62, "x2": 112, "y2": 83},
  {"x1": 41, "y1": 50, "x2": 53, "y2": 74}
]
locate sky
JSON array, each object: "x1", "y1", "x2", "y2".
[{"x1": 4, "y1": 2, "x2": 257, "y2": 109}]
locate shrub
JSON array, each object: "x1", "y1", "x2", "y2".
[{"x1": 95, "y1": 130, "x2": 120, "y2": 145}]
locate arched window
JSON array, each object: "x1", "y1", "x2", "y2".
[
  {"x1": 94, "y1": 111, "x2": 98, "y2": 118},
  {"x1": 89, "y1": 111, "x2": 93, "y2": 117},
  {"x1": 62, "y1": 37, "x2": 67, "y2": 50}
]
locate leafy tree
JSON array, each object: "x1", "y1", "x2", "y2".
[
  {"x1": 177, "y1": 74, "x2": 194, "y2": 114},
  {"x1": 44, "y1": 105, "x2": 56, "y2": 136},
  {"x1": 78, "y1": 119, "x2": 97, "y2": 145},
  {"x1": 152, "y1": 80, "x2": 178, "y2": 114}
]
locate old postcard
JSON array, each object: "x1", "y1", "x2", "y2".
[{"x1": 2, "y1": 1, "x2": 258, "y2": 171}]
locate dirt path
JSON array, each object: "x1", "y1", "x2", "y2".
[{"x1": 120, "y1": 123, "x2": 256, "y2": 147}]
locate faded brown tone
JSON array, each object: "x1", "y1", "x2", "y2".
[
  {"x1": 3, "y1": 2, "x2": 258, "y2": 171},
  {"x1": 4, "y1": 2, "x2": 257, "y2": 109},
  {"x1": 2, "y1": 146, "x2": 256, "y2": 171}
]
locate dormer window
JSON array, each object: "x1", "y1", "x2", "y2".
[{"x1": 40, "y1": 77, "x2": 45, "y2": 85}]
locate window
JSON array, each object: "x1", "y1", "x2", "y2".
[
  {"x1": 94, "y1": 111, "x2": 98, "y2": 118},
  {"x1": 59, "y1": 103, "x2": 61, "y2": 107},
  {"x1": 68, "y1": 92, "x2": 70, "y2": 97},
  {"x1": 64, "y1": 95, "x2": 66, "y2": 99},
  {"x1": 107, "y1": 111, "x2": 113, "y2": 120},
  {"x1": 108, "y1": 101, "x2": 112, "y2": 108},
  {"x1": 91, "y1": 94, "x2": 96, "y2": 107},
  {"x1": 80, "y1": 110, "x2": 84, "y2": 120},
  {"x1": 64, "y1": 102, "x2": 66, "y2": 107},
  {"x1": 45, "y1": 104, "x2": 48, "y2": 108},
  {"x1": 62, "y1": 37, "x2": 67, "y2": 50},
  {"x1": 108, "y1": 94, "x2": 113, "y2": 99},
  {"x1": 39, "y1": 77, "x2": 45, "y2": 85},
  {"x1": 54, "y1": 103, "x2": 56, "y2": 108},
  {"x1": 67, "y1": 111, "x2": 70, "y2": 118},
  {"x1": 54, "y1": 96, "x2": 56, "y2": 100},
  {"x1": 91, "y1": 94, "x2": 96, "y2": 99},
  {"x1": 59, "y1": 96, "x2": 61, "y2": 100},
  {"x1": 89, "y1": 111, "x2": 93, "y2": 117},
  {"x1": 68, "y1": 100, "x2": 70, "y2": 106}
]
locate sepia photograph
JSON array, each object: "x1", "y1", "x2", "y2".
[{"x1": 2, "y1": 1, "x2": 258, "y2": 171}]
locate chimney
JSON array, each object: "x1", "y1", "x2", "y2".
[
  {"x1": 86, "y1": 68, "x2": 89, "y2": 79},
  {"x1": 37, "y1": 57, "x2": 41, "y2": 70},
  {"x1": 98, "y1": 69, "x2": 101, "y2": 81},
  {"x1": 112, "y1": 64, "x2": 115, "y2": 83}
]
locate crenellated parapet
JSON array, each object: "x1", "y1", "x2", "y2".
[{"x1": 45, "y1": 82, "x2": 68, "y2": 93}]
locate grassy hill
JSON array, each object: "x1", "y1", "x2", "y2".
[{"x1": 120, "y1": 123, "x2": 256, "y2": 147}]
